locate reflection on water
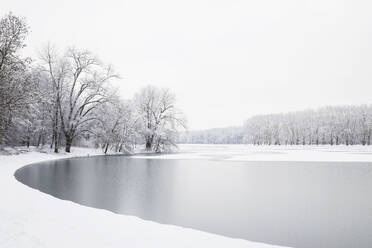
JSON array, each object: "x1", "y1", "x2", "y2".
[{"x1": 15, "y1": 156, "x2": 372, "y2": 248}]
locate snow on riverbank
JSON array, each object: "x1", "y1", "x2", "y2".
[
  {"x1": 134, "y1": 144, "x2": 372, "y2": 162},
  {"x1": 0, "y1": 146, "x2": 287, "y2": 248}
]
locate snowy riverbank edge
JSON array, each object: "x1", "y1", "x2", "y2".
[
  {"x1": 0, "y1": 146, "x2": 288, "y2": 248},
  {"x1": 136, "y1": 144, "x2": 372, "y2": 162}
]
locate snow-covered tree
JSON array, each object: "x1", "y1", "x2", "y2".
[
  {"x1": 94, "y1": 98, "x2": 139, "y2": 154},
  {"x1": 134, "y1": 85, "x2": 186, "y2": 152},
  {"x1": 40, "y1": 45, "x2": 117, "y2": 152},
  {"x1": 0, "y1": 13, "x2": 35, "y2": 145}
]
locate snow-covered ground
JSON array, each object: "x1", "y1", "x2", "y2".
[
  {"x1": 135, "y1": 144, "x2": 372, "y2": 162},
  {"x1": 2, "y1": 144, "x2": 372, "y2": 248}
]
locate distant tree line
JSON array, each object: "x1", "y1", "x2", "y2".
[
  {"x1": 177, "y1": 127, "x2": 244, "y2": 144},
  {"x1": 178, "y1": 105, "x2": 372, "y2": 146},
  {"x1": 243, "y1": 105, "x2": 372, "y2": 146},
  {"x1": 0, "y1": 13, "x2": 186, "y2": 153}
]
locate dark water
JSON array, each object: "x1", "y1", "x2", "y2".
[{"x1": 15, "y1": 156, "x2": 372, "y2": 248}]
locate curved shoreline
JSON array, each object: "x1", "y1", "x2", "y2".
[
  {"x1": 5, "y1": 144, "x2": 372, "y2": 248},
  {"x1": 0, "y1": 147, "x2": 287, "y2": 248}
]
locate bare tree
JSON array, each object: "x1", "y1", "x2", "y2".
[
  {"x1": 0, "y1": 13, "x2": 28, "y2": 71},
  {"x1": 95, "y1": 98, "x2": 139, "y2": 154},
  {"x1": 41, "y1": 46, "x2": 117, "y2": 152},
  {"x1": 134, "y1": 85, "x2": 186, "y2": 152},
  {"x1": 39, "y1": 44, "x2": 68, "y2": 152},
  {"x1": 0, "y1": 13, "x2": 33, "y2": 145}
]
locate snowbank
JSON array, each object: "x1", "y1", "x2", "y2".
[
  {"x1": 134, "y1": 144, "x2": 372, "y2": 162},
  {"x1": 0, "y1": 146, "x2": 287, "y2": 248}
]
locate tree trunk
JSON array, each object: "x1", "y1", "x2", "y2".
[
  {"x1": 65, "y1": 135, "x2": 72, "y2": 153},
  {"x1": 41, "y1": 133, "x2": 46, "y2": 146},
  {"x1": 53, "y1": 108, "x2": 59, "y2": 153},
  {"x1": 146, "y1": 140, "x2": 152, "y2": 150},
  {"x1": 104, "y1": 142, "x2": 109, "y2": 154},
  {"x1": 54, "y1": 131, "x2": 59, "y2": 152},
  {"x1": 145, "y1": 135, "x2": 153, "y2": 150},
  {"x1": 37, "y1": 133, "x2": 42, "y2": 147},
  {"x1": 50, "y1": 133, "x2": 54, "y2": 149}
]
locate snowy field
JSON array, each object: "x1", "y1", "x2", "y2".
[
  {"x1": 2, "y1": 144, "x2": 372, "y2": 248},
  {"x1": 135, "y1": 144, "x2": 372, "y2": 162}
]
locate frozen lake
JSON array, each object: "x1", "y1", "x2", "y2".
[{"x1": 15, "y1": 155, "x2": 372, "y2": 248}]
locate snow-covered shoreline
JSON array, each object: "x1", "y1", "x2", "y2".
[
  {"x1": 3, "y1": 144, "x2": 372, "y2": 248},
  {"x1": 136, "y1": 144, "x2": 372, "y2": 162},
  {"x1": 0, "y1": 146, "x2": 288, "y2": 248}
]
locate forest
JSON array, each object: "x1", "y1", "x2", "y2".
[
  {"x1": 0, "y1": 13, "x2": 186, "y2": 153},
  {"x1": 243, "y1": 105, "x2": 372, "y2": 145},
  {"x1": 178, "y1": 105, "x2": 372, "y2": 146}
]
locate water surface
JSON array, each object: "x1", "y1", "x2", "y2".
[{"x1": 15, "y1": 156, "x2": 372, "y2": 248}]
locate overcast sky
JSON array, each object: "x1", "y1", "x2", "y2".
[{"x1": 2, "y1": 0, "x2": 372, "y2": 130}]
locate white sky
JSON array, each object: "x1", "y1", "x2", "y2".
[{"x1": 2, "y1": 0, "x2": 372, "y2": 130}]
